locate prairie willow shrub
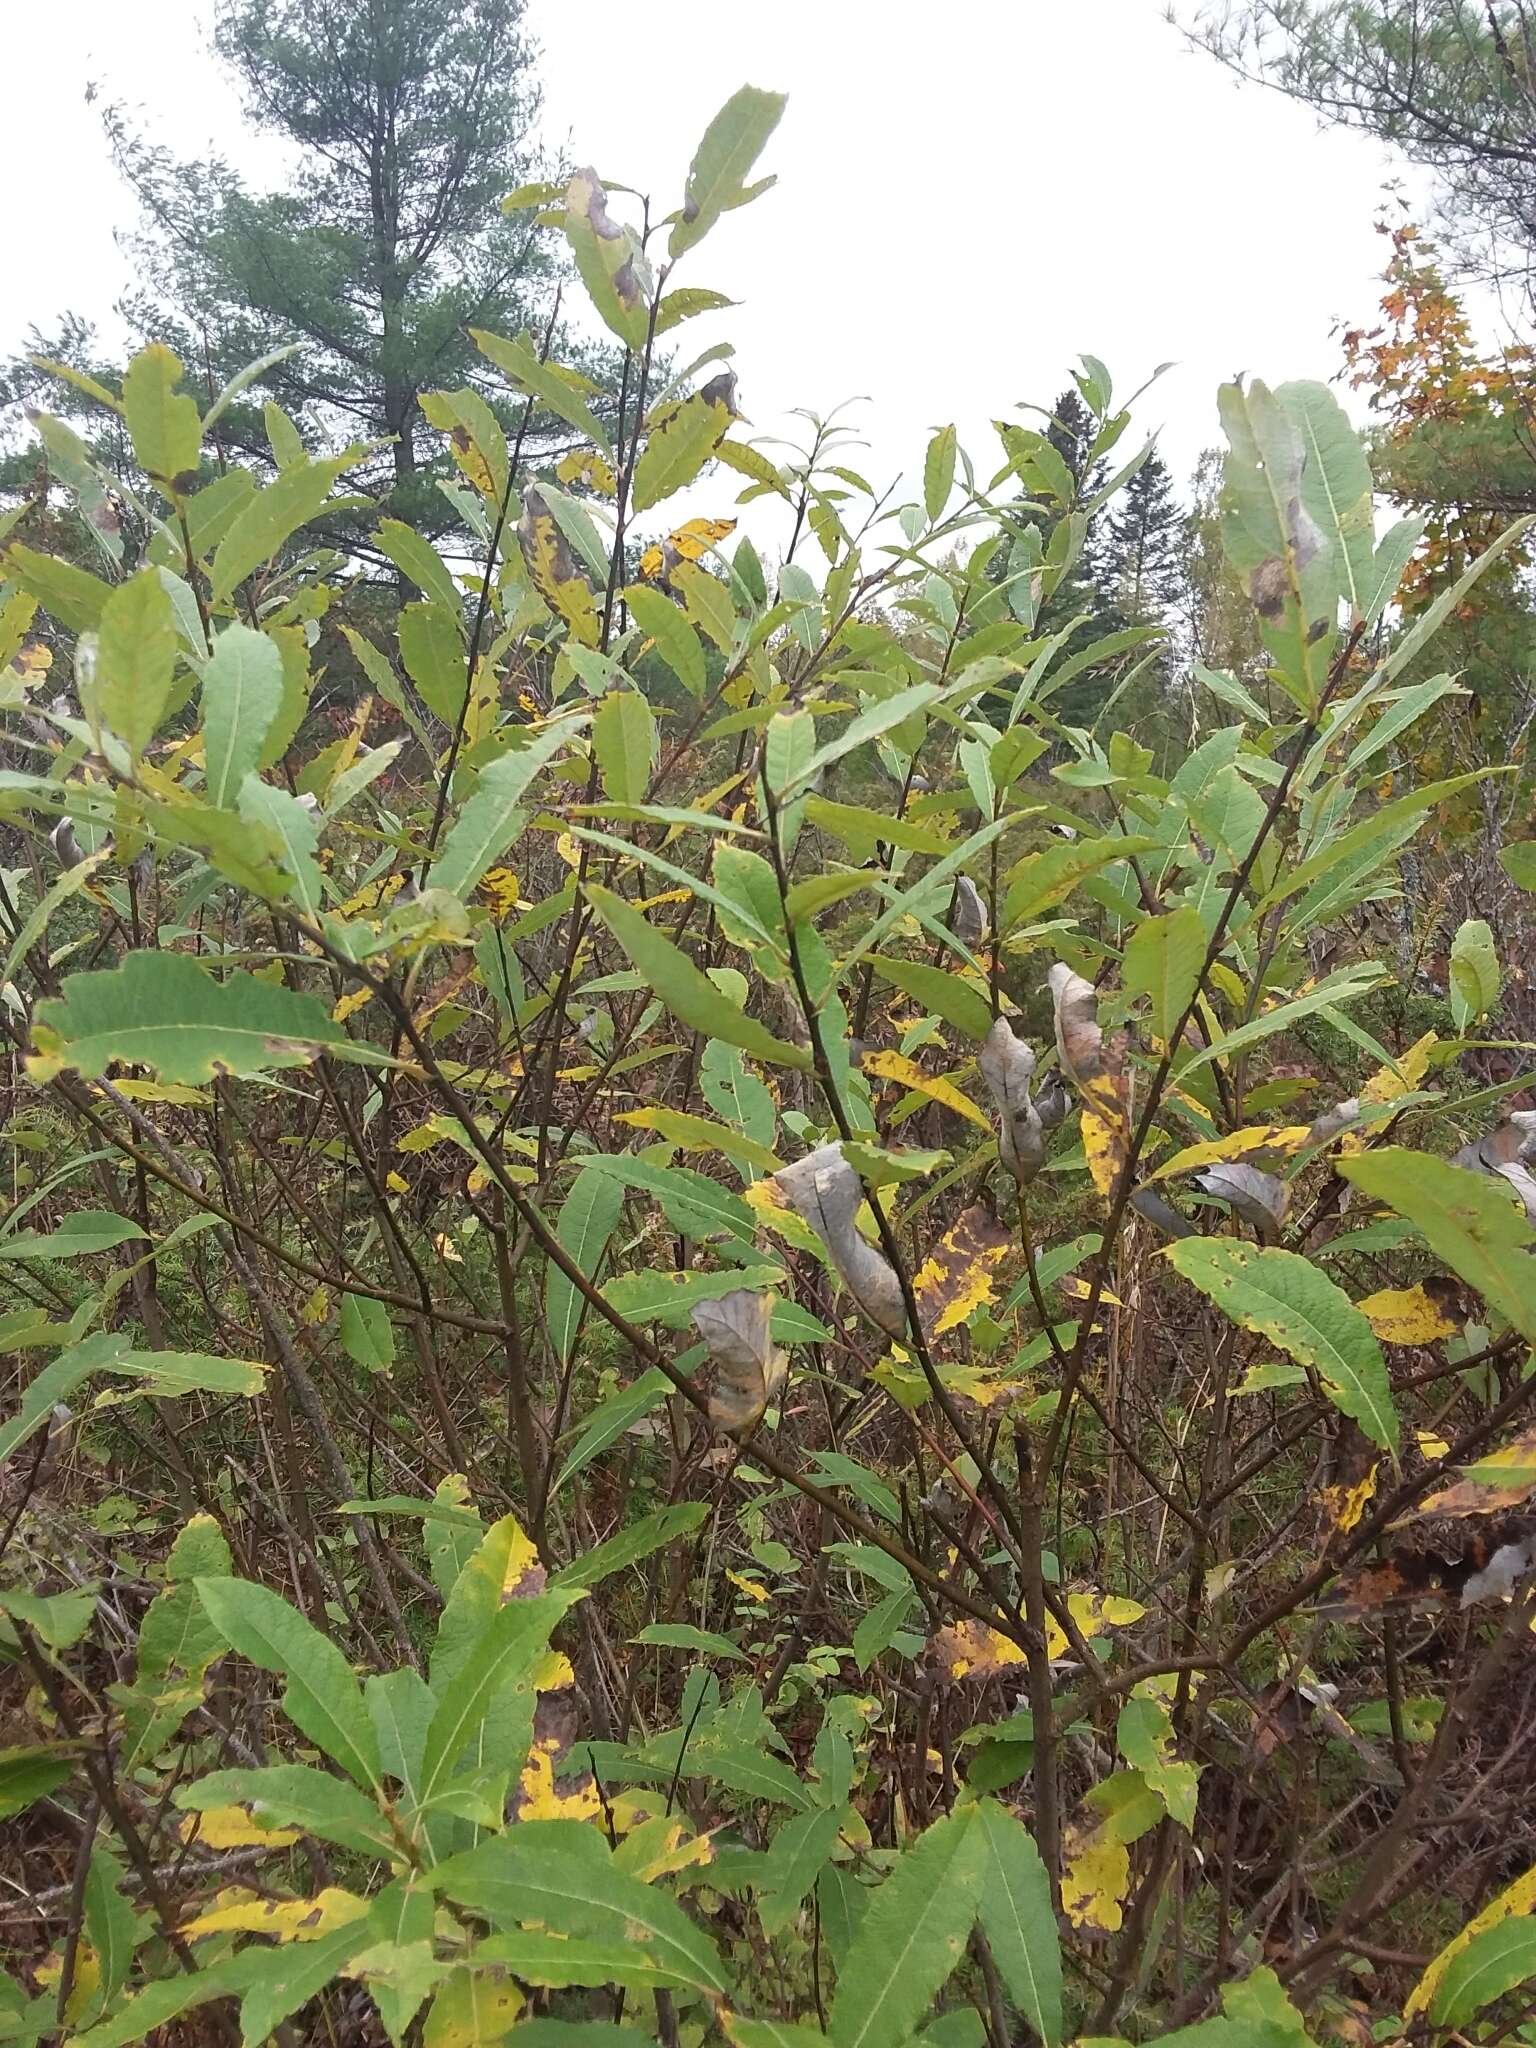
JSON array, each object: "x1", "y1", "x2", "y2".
[{"x1": 5, "y1": 65, "x2": 1536, "y2": 2048}]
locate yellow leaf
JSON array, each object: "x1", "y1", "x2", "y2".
[
  {"x1": 1082, "y1": 1106, "x2": 1126, "y2": 1199},
  {"x1": 1151, "y1": 1125, "x2": 1312, "y2": 1180},
  {"x1": 1406, "y1": 1863, "x2": 1536, "y2": 2019},
  {"x1": 1417, "y1": 1427, "x2": 1450, "y2": 1460},
  {"x1": 639, "y1": 516, "x2": 737, "y2": 580},
  {"x1": 726, "y1": 1569, "x2": 770, "y2": 1602},
  {"x1": 556, "y1": 447, "x2": 617, "y2": 496},
  {"x1": 424, "y1": 1967, "x2": 525, "y2": 2048},
  {"x1": 182, "y1": 1886, "x2": 369, "y2": 1942},
  {"x1": 1361, "y1": 1029, "x2": 1438, "y2": 1106},
  {"x1": 1061, "y1": 1825, "x2": 1132, "y2": 1933},
  {"x1": 1321, "y1": 1464, "x2": 1379, "y2": 1535},
  {"x1": 178, "y1": 1804, "x2": 301, "y2": 1850},
  {"x1": 518, "y1": 484, "x2": 600, "y2": 646},
  {"x1": 862, "y1": 1048, "x2": 990, "y2": 1129},
  {"x1": 1060, "y1": 1773, "x2": 1163, "y2": 1933},
  {"x1": 112, "y1": 1079, "x2": 213, "y2": 1105},
  {"x1": 930, "y1": 1618, "x2": 1027, "y2": 1680},
  {"x1": 385, "y1": 1170, "x2": 410, "y2": 1195},
  {"x1": 333, "y1": 987, "x2": 374, "y2": 1023},
  {"x1": 1044, "y1": 1591, "x2": 1145, "y2": 1661},
  {"x1": 744, "y1": 1177, "x2": 831, "y2": 1262},
  {"x1": 477, "y1": 866, "x2": 522, "y2": 918},
  {"x1": 1356, "y1": 1284, "x2": 1456, "y2": 1345},
  {"x1": 913, "y1": 1203, "x2": 1013, "y2": 1336},
  {"x1": 515, "y1": 1735, "x2": 602, "y2": 1823}
]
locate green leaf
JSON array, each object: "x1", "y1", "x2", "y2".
[
  {"x1": 780, "y1": 685, "x2": 941, "y2": 798},
  {"x1": 238, "y1": 1919, "x2": 374, "y2": 2048},
  {"x1": 70, "y1": 1956, "x2": 260, "y2": 2048},
  {"x1": 0, "y1": 1336, "x2": 123, "y2": 1465},
  {"x1": 670, "y1": 86, "x2": 787, "y2": 258},
  {"x1": 428, "y1": 725, "x2": 572, "y2": 897},
  {"x1": 1275, "y1": 380, "x2": 1375, "y2": 623},
  {"x1": 3, "y1": 543, "x2": 111, "y2": 634},
  {"x1": 1167, "y1": 1240, "x2": 1398, "y2": 1453},
  {"x1": 592, "y1": 688, "x2": 656, "y2": 805},
  {"x1": 970, "y1": 1799, "x2": 1062, "y2": 2048},
  {"x1": 759, "y1": 1806, "x2": 846, "y2": 1936},
  {"x1": 616, "y1": 1104, "x2": 780, "y2": 1175},
  {"x1": 1498, "y1": 842, "x2": 1536, "y2": 894},
  {"x1": 82, "y1": 1845, "x2": 137, "y2": 2013},
  {"x1": 924, "y1": 425, "x2": 958, "y2": 522},
  {"x1": 1123, "y1": 906, "x2": 1206, "y2": 1044},
  {"x1": 828, "y1": 1804, "x2": 988, "y2": 2048},
  {"x1": 565, "y1": 170, "x2": 651, "y2": 346},
  {"x1": 1431, "y1": 1917, "x2": 1536, "y2": 2027},
  {"x1": 581, "y1": 1152, "x2": 756, "y2": 1245},
  {"x1": 173, "y1": 1765, "x2": 394, "y2": 1856},
  {"x1": 398, "y1": 601, "x2": 467, "y2": 725},
  {"x1": 1001, "y1": 835, "x2": 1159, "y2": 932},
  {"x1": 632, "y1": 388, "x2": 733, "y2": 512},
  {"x1": 237, "y1": 776, "x2": 323, "y2": 917},
  {"x1": 1379, "y1": 515, "x2": 1534, "y2": 683},
  {"x1": 584, "y1": 883, "x2": 811, "y2": 1067},
  {"x1": 603, "y1": 1264, "x2": 784, "y2": 1326},
  {"x1": 1181, "y1": 963, "x2": 1388, "y2": 1072},
  {"x1": 552, "y1": 1501, "x2": 708, "y2": 1591},
  {"x1": 553, "y1": 1370, "x2": 669, "y2": 1496},
  {"x1": 624, "y1": 583, "x2": 706, "y2": 697},
  {"x1": 120, "y1": 1513, "x2": 231, "y2": 1768},
  {"x1": 805, "y1": 798, "x2": 951, "y2": 862},
  {"x1": 0, "y1": 1209, "x2": 145, "y2": 1259},
  {"x1": 201, "y1": 625, "x2": 283, "y2": 807},
  {"x1": 869, "y1": 955, "x2": 993, "y2": 1040},
  {"x1": 34, "y1": 953, "x2": 347, "y2": 1085},
  {"x1": 374, "y1": 519, "x2": 460, "y2": 614},
  {"x1": 470, "y1": 328, "x2": 613, "y2": 456},
  {"x1": 195, "y1": 1577, "x2": 382, "y2": 1790},
  {"x1": 209, "y1": 454, "x2": 355, "y2": 603},
  {"x1": 634, "y1": 1622, "x2": 748, "y2": 1662},
  {"x1": 1450, "y1": 917, "x2": 1500, "y2": 1028},
  {"x1": 432, "y1": 1821, "x2": 733, "y2": 1995},
  {"x1": 1218, "y1": 378, "x2": 1337, "y2": 711},
  {"x1": 122, "y1": 343, "x2": 202, "y2": 493},
  {"x1": 676, "y1": 560, "x2": 738, "y2": 651},
  {"x1": 473, "y1": 1930, "x2": 691, "y2": 1992},
  {"x1": 0, "y1": 1744, "x2": 74, "y2": 1820},
  {"x1": 417, "y1": 1592, "x2": 571, "y2": 1806},
  {"x1": 547, "y1": 1166, "x2": 625, "y2": 1367},
  {"x1": 93, "y1": 569, "x2": 179, "y2": 754},
  {"x1": 1339, "y1": 1147, "x2": 1536, "y2": 1344},
  {"x1": 0, "y1": 1586, "x2": 98, "y2": 1649},
  {"x1": 339, "y1": 1294, "x2": 394, "y2": 1374},
  {"x1": 1261, "y1": 772, "x2": 1506, "y2": 915}
]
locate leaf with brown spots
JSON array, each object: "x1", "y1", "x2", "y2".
[
  {"x1": 1357, "y1": 1282, "x2": 1458, "y2": 1345},
  {"x1": 1417, "y1": 1424, "x2": 1536, "y2": 1517},
  {"x1": 913, "y1": 1203, "x2": 1012, "y2": 1337}
]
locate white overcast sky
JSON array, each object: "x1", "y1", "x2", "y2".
[{"x1": 6, "y1": 0, "x2": 1430, "y2": 526}]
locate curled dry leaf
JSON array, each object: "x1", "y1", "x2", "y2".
[
  {"x1": 977, "y1": 1017, "x2": 1043, "y2": 1186},
  {"x1": 1130, "y1": 1185, "x2": 1195, "y2": 1239},
  {"x1": 1417, "y1": 1422, "x2": 1536, "y2": 1519},
  {"x1": 1034, "y1": 1074, "x2": 1069, "y2": 1131},
  {"x1": 912, "y1": 1201, "x2": 1013, "y2": 1337},
  {"x1": 949, "y1": 873, "x2": 988, "y2": 946},
  {"x1": 690, "y1": 1287, "x2": 788, "y2": 1436},
  {"x1": 1323, "y1": 1518, "x2": 1536, "y2": 1618},
  {"x1": 771, "y1": 1143, "x2": 907, "y2": 1338},
  {"x1": 1048, "y1": 962, "x2": 1106, "y2": 1087},
  {"x1": 1196, "y1": 1161, "x2": 1288, "y2": 1243},
  {"x1": 1307, "y1": 1096, "x2": 1360, "y2": 1148},
  {"x1": 1497, "y1": 1158, "x2": 1536, "y2": 1224}
]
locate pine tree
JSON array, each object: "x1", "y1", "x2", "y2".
[{"x1": 10, "y1": 0, "x2": 602, "y2": 553}]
